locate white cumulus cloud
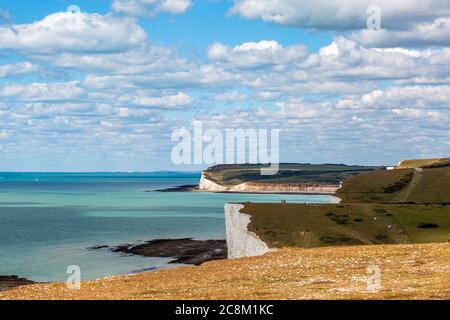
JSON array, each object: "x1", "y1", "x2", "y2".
[
  {"x1": 230, "y1": 0, "x2": 450, "y2": 31},
  {"x1": 118, "y1": 91, "x2": 194, "y2": 109},
  {"x1": 208, "y1": 40, "x2": 308, "y2": 68},
  {"x1": 353, "y1": 17, "x2": 450, "y2": 47},
  {"x1": 0, "y1": 11, "x2": 147, "y2": 54}
]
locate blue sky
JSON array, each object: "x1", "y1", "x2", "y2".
[
  {"x1": 1, "y1": 0, "x2": 331, "y2": 51},
  {"x1": 0, "y1": 0, "x2": 449, "y2": 171}
]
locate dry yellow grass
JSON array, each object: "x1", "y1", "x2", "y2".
[{"x1": 1, "y1": 243, "x2": 449, "y2": 300}]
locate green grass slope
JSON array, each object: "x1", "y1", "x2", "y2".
[
  {"x1": 336, "y1": 166, "x2": 450, "y2": 204},
  {"x1": 204, "y1": 163, "x2": 377, "y2": 186},
  {"x1": 241, "y1": 203, "x2": 450, "y2": 248}
]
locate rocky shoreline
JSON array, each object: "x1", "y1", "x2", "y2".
[
  {"x1": 1, "y1": 238, "x2": 226, "y2": 292},
  {"x1": 92, "y1": 238, "x2": 227, "y2": 266},
  {"x1": 0, "y1": 276, "x2": 35, "y2": 291}
]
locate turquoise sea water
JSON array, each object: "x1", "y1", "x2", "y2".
[{"x1": 0, "y1": 172, "x2": 334, "y2": 282}]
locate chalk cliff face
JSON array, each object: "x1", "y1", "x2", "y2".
[
  {"x1": 229, "y1": 182, "x2": 339, "y2": 194},
  {"x1": 198, "y1": 172, "x2": 228, "y2": 191},
  {"x1": 199, "y1": 172, "x2": 339, "y2": 194},
  {"x1": 224, "y1": 203, "x2": 270, "y2": 259}
]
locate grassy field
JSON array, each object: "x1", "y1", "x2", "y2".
[
  {"x1": 241, "y1": 203, "x2": 450, "y2": 248},
  {"x1": 204, "y1": 163, "x2": 377, "y2": 186},
  {"x1": 336, "y1": 166, "x2": 450, "y2": 204},
  {"x1": 239, "y1": 158, "x2": 450, "y2": 249}
]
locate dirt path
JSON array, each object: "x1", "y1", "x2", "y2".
[{"x1": 392, "y1": 169, "x2": 423, "y2": 203}]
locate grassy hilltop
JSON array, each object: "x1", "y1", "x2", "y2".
[
  {"x1": 203, "y1": 163, "x2": 378, "y2": 186},
  {"x1": 337, "y1": 158, "x2": 450, "y2": 204},
  {"x1": 240, "y1": 157, "x2": 450, "y2": 248}
]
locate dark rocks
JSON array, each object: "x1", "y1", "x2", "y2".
[
  {"x1": 112, "y1": 238, "x2": 227, "y2": 266},
  {"x1": 0, "y1": 275, "x2": 35, "y2": 291},
  {"x1": 153, "y1": 185, "x2": 199, "y2": 192},
  {"x1": 86, "y1": 245, "x2": 109, "y2": 250}
]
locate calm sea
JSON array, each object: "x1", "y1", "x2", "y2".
[{"x1": 0, "y1": 172, "x2": 334, "y2": 282}]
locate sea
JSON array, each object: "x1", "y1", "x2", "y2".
[{"x1": 0, "y1": 172, "x2": 334, "y2": 282}]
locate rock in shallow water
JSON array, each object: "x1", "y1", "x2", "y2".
[
  {"x1": 0, "y1": 276, "x2": 35, "y2": 291},
  {"x1": 112, "y1": 238, "x2": 227, "y2": 266}
]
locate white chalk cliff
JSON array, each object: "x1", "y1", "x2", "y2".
[
  {"x1": 199, "y1": 172, "x2": 339, "y2": 194},
  {"x1": 198, "y1": 172, "x2": 229, "y2": 191},
  {"x1": 224, "y1": 203, "x2": 270, "y2": 259}
]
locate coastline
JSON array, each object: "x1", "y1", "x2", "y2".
[
  {"x1": 0, "y1": 238, "x2": 228, "y2": 292},
  {"x1": 155, "y1": 169, "x2": 343, "y2": 196},
  {"x1": 156, "y1": 184, "x2": 339, "y2": 196}
]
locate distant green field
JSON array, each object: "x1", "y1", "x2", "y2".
[
  {"x1": 336, "y1": 166, "x2": 450, "y2": 204},
  {"x1": 397, "y1": 157, "x2": 450, "y2": 169},
  {"x1": 204, "y1": 163, "x2": 377, "y2": 186},
  {"x1": 241, "y1": 203, "x2": 450, "y2": 248}
]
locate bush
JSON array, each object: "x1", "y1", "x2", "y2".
[
  {"x1": 383, "y1": 172, "x2": 413, "y2": 193},
  {"x1": 417, "y1": 223, "x2": 439, "y2": 229}
]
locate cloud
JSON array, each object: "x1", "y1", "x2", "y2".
[
  {"x1": 353, "y1": 17, "x2": 450, "y2": 47},
  {"x1": 391, "y1": 108, "x2": 447, "y2": 122},
  {"x1": 0, "y1": 62, "x2": 40, "y2": 78},
  {"x1": 83, "y1": 63, "x2": 238, "y2": 90},
  {"x1": 208, "y1": 40, "x2": 308, "y2": 68},
  {"x1": 1, "y1": 8, "x2": 450, "y2": 170},
  {"x1": 0, "y1": 11, "x2": 147, "y2": 54},
  {"x1": 229, "y1": 0, "x2": 450, "y2": 31},
  {"x1": 195, "y1": 84, "x2": 450, "y2": 165},
  {"x1": 117, "y1": 91, "x2": 194, "y2": 109},
  {"x1": 112, "y1": 0, "x2": 192, "y2": 17},
  {"x1": 0, "y1": 82, "x2": 86, "y2": 102},
  {"x1": 336, "y1": 86, "x2": 450, "y2": 110},
  {"x1": 255, "y1": 91, "x2": 282, "y2": 101},
  {"x1": 299, "y1": 37, "x2": 450, "y2": 82}
]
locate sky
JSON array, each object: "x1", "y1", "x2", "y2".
[{"x1": 0, "y1": 0, "x2": 449, "y2": 171}]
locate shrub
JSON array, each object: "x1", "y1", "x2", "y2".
[{"x1": 417, "y1": 223, "x2": 439, "y2": 229}]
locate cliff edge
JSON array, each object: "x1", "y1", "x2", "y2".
[{"x1": 224, "y1": 203, "x2": 269, "y2": 259}]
